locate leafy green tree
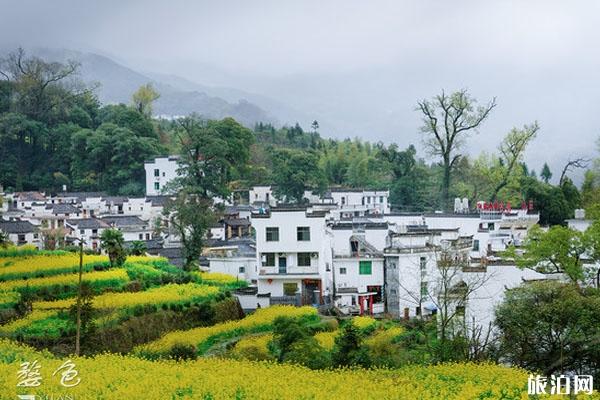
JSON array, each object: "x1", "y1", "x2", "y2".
[
  {"x1": 520, "y1": 176, "x2": 573, "y2": 225},
  {"x1": 417, "y1": 90, "x2": 496, "y2": 211},
  {"x1": 271, "y1": 148, "x2": 326, "y2": 203},
  {"x1": 0, "y1": 231, "x2": 10, "y2": 248},
  {"x1": 495, "y1": 281, "x2": 600, "y2": 378},
  {"x1": 165, "y1": 194, "x2": 215, "y2": 270},
  {"x1": 331, "y1": 322, "x2": 371, "y2": 368},
  {"x1": 131, "y1": 83, "x2": 160, "y2": 117},
  {"x1": 511, "y1": 225, "x2": 586, "y2": 284},
  {"x1": 540, "y1": 162, "x2": 552, "y2": 183},
  {"x1": 165, "y1": 116, "x2": 253, "y2": 269},
  {"x1": 489, "y1": 123, "x2": 539, "y2": 201},
  {"x1": 128, "y1": 240, "x2": 147, "y2": 256},
  {"x1": 100, "y1": 228, "x2": 126, "y2": 267},
  {"x1": 270, "y1": 316, "x2": 310, "y2": 362},
  {"x1": 269, "y1": 316, "x2": 330, "y2": 369}
]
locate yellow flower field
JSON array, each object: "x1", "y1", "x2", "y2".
[
  {"x1": 351, "y1": 315, "x2": 378, "y2": 329},
  {"x1": 33, "y1": 283, "x2": 219, "y2": 311},
  {"x1": 0, "y1": 339, "x2": 564, "y2": 400},
  {"x1": 0, "y1": 254, "x2": 108, "y2": 280},
  {"x1": 0, "y1": 310, "x2": 58, "y2": 335},
  {"x1": 232, "y1": 333, "x2": 274, "y2": 360},
  {"x1": 136, "y1": 305, "x2": 317, "y2": 357},
  {"x1": 125, "y1": 255, "x2": 169, "y2": 264},
  {"x1": 0, "y1": 268, "x2": 129, "y2": 292},
  {"x1": 314, "y1": 330, "x2": 338, "y2": 350},
  {"x1": 194, "y1": 271, "x2": 240, "y2": 284}
]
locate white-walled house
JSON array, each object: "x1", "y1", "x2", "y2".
[
  {"x1": 0, "y1": 220, "x2": 41, "y2": 248},
  {"x1": 100, "y1": 215, "x2": 153, "y2": 241},
  {"x1": 145, "y1": 156, "x2": 180, "y2": 196},
  {"x1": 566, "y1": 209, "x2": 592, "y2": 232},
  {"x1": 65, "y1": 218, "x2": 110, "y2": 251},
  {"x1": 462, "y1": 263, "x2": 550, "y2": 340},
  {"x1": 328, "y1": 188, "x2": 391, "y2": 218},
  {"x1": 249, "y1": 185, "x2": 277, "y2": 207},
  {"x1": 37, "y1": 203, "x2": 82, "y2": 229},
  {"x1": 252, "y1": 206, "x2": 332, "y2": 305},
  {"x1": 384, "y1": 226, "x2": 473, "y2": 319},
  {"x1": 204, "y1": 239, "x2": 257, "y2": 284},
  {"x1": 330, "y1": 220, "x2": 388, "y2": 314}
]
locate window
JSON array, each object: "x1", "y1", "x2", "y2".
[
  {"x1": 455, "y1": 305, "x2": 465, "y2": 317},
  {"x1": 472, "y1": 239, "x2": 480, "y2": 251},
  {"x1": 162, "y1": 172, "x2": 165, "y2": 177},
  {"x1": 33, "y1": 233, "x2": 39, "y2": 239},
  {"x1": 92, "y1": 229, "x2": 97, "y2": 235},
  {"x1": 17, "y1": 234, "x2": 25, "y2": 243},
  {"x1": 266, "y1": 227, "x2": 279, "y2": 241},
  {"x1": 297, "y1": 252, "x2": 311, "y2": 267},
  {"x1": 283, "y1": 283, "x2": 298, "y2": 296},
  {"x1": 367, "y1": 196, "x2": 371, "y2": 204},
  {"x1": 154, "y1": 168, "x2": 160, "y2": 177},
  {"x1": 420, "y1": 281, "x2": 428, "y2": 297},
  {"x1": 420, "y1": 257, "x2": 427, "y2": 278},
  {"x1": 297, "y1": 226, "x2": 310, "y2": 241},
  {"x1": 239, "y1": 266, "x2": 245, "y2": 273},
  {"x1": 80, "y1": 229, "x2": 85, "y2": 234},
  {"x1": 146, "y1": 233, "x2": 150, "y2": 240},
  {"x1": 380, "y1": 196, "x2": 384, "y2": 203},
  {"x1": 339, "y1": 267, "x2": 347, "y2": 275},
  {"x1": 359, "y1": 260, "x2": 372, "y2": 275},
  {"x1": 154, "y1": 182, "x2": 160, "y2": 191},
  {"x1": 262, "y1": 253, "x2": 275, "y2": 267},
  {"x1": 139, "y1": 234, "x2": 143, "y2": 240}
]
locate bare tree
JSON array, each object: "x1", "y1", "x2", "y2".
[
  {"x1": 559, "y1": 157, "x2": 589, "y2": 185},
  {"x1": 490, "y1": 122, "x2": 539, "y2": 201},
  {"x1": 0, "y1": 47, "x2": 81, "y2": 119},
  {"x1": 417, "y1": 90, "x2": 496, "y2": 211},
  {"x1": 426, "y1": 246, "x2": 494, "y2": 359}
]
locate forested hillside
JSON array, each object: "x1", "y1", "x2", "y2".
[{"x1": 0, "y1": 49, "x2": 596, "y2": 223}]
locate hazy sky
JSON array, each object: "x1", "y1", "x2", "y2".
[{"x1": 2, "y1": 0, "x2": 600, "y2": 182}]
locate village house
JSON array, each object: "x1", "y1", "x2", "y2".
[
  {"x1": 204, "y1": 238, "x2": 257, "y2": 284},
  {"x1": 330, "y1": 219, "x2": 388, "y2": 314},
  {"x1": 65, "y1": 218, "x2": 110, "y2": 250},
  {"x1": 39, "y1": 203, "x2": 82, "y2": 229},
  {"x1": 0, "y1": 220, "x2": 41, "y2": 248},
  {"x1": 145, "y1": 155, "x2": 180, "y2": 196},
  {"x1": 100, "y1": 215, "x2": 153, "y2": 241},
  {"x1": 252, "y1": 206, "x2": 333, "y2": 305}
]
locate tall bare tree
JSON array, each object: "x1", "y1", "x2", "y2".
[
  {"x1": 417, "y1": 90, "x2": 496, "y2": 211},
  {"x1": 0, "y1": 47, "x2": 80, "y2": 119},
  {"x1": 559, "y1": 157, "x2": 589, "y2": 185}
]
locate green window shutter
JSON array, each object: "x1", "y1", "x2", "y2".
[{"x1": 359, "y1": 260, "x2": 372, "y2": 275}]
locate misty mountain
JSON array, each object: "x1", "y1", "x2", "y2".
[{"x1": 28, "y1": 48, "x2": 280, "y2": 127}]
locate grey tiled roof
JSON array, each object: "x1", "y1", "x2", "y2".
[
  {"x1": 0, "y1": 220, "x2": 37, "y2": 233},
  {"x1": 45, "y1": 204, "x2": 81, "y2": 214},
  {"x1": 66, "y1": 218, "x2": 110, "y2": 229},
  {"x1": 15, "y1": 192, "x2": 46, "y2": 201},
  {"x1": 101, "y1": 215, "x2": 147, "y2": 227}
]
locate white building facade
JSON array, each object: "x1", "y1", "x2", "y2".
[{"x1": 145, "y1": 156, "x2": 180, "y2": 196}]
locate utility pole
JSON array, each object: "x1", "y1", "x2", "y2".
[{"x1": 75, "y1": 238, "x2": 83, "y2": 356}]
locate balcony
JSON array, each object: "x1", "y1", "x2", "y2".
[{"x1": 259, "y1": 265, "x2": 320, "y2": 278}]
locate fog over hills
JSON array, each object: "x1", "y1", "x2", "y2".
[
  {"x1": 3, "y1": 0, "x2": 600, "y2": 184},
  {"x1": 28, "y1": 48, "x2": 291, "y2": 128}
]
